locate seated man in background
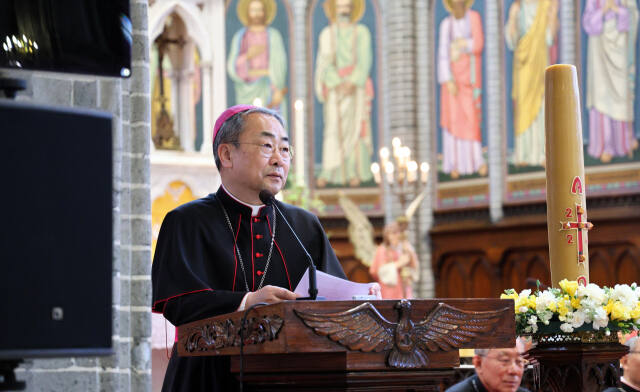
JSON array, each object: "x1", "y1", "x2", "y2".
[
  {"x1": 604, "y1": 335, "x2": 640, "y2": 392},
  {"x1": 446, "y1": 339, "x2": 530, "y2": 392}
]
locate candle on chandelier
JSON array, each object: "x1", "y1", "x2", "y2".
[
  {"x1": 385, "y1": 162, "x2": 394, "y2": 183},
  {"x1": 420, "y1": 162, "x2": 430, "y2": 183},
  {"x1": 407, "y1": 161, "x2": 418, "y2": 183},
  {"x1": 370, "y1": 162, "x2": 381, "y2": 184},
  {"x1": 380, "y1": 147, "x2": 390, "y2": 170},
  {"x1": 392, "y1": 137, "x2": 401, "y2": 156}
]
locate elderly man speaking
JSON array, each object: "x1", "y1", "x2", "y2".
[{"x1": 152, "y1": 105, "x2": 348, "y2": 391}]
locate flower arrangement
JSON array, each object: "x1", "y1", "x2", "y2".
[{"x1": 501, "y1": 279, "x2": 640, "y2": 335}]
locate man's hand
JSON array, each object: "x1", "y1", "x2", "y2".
[
  {"x1": 368, "y1": 282, "x2": 382, "y2": 299},
  {"x1": 245, "y1": 285, "x2": 299, "y2": 308}
]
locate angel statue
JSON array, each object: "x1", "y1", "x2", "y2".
[{"x1": 338, "y1": 191, "x2": 425, "y2": 299}]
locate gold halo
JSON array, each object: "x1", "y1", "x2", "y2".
[
  {"x1": 322, "y1": 0, "x2": 366, "y2": 24},
  {"x1": 442, "y1": 0, "x2": 475, "y2": 14},
  {"x1": 237, "y1": 0, "x2": 277, "y2": 27}
]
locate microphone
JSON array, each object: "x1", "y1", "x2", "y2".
[{"x1": 259, "y1": 190, "x2": 319, "y2": 300}]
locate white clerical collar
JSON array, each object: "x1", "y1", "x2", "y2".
[
  {"x1": 221, "y1": 184, "x2": 264, "y2": 217},
  {"x1": 621, "y1": 376, "x2": 640, "y2": 391}
]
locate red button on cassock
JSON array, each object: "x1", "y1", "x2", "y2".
[
  {"x1": 256, "y1": 234, "x2": 263, "y2": 239},
  {"x1": 256, "y1": 270, "x2": 263, "y2": 276},
  {"x1": 256, "y1": 252, "x2": 263, "y2": 258}
]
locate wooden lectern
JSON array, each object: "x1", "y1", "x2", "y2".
[{"x1": 178, "y1": 298, "x2": 515, "y2": 391}]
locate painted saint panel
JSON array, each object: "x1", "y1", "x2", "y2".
[
  {"x1": 311, "y1": 0, "x2": 379, "y2": 190},
  {"x1": 434, "y1": 0, "x2": 489, "y2": 209},
  {"x1": 579, "y1": 0, "x2": 640, "y2": 196},
  {"x1": 504, "y1": 0, "x2": 560, "y2": 202},
  {"x1": 225, "y1": 0, "x2": 291, "y2": 126}
]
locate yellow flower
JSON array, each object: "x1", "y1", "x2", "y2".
[
  {"x1": 611, "y1": 302, "x2": 631, "y2": 321},
  {"x1": 559, "y1": 279, "x2": 578, "y2": 297},
  {"x1": 571, "y1": 297, "x2": 581, "y2": 309},
  {"x1": 606, "y1": 299, "x2": 614, "y2": 315},
  {"x1": 557, "y1": 300, "x2": 568, "y2": 317},
  {"x1": 631, "y1": 304, "x2": 640, "y2": 319},
  {"x1": 547, "y1": 301, "x2": 557, "y2": 312}
]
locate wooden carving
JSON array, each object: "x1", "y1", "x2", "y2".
[
  {"x1": 184, "y1": 315, "x2": 284, "y2": 353},
  {"x1": 295, "y1": 299, "x2": 508, "y2": 369}
]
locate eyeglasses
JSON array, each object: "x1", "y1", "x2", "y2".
[
  {"x1": 233, "y1": 142, "x2": 294, "y2": 160},
  {"x1": 479, "y1": 355, "x2": 529, "y2": 368}
]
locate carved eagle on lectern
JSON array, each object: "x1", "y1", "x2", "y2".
[{"x1": 295, "y1": 300, "x2": 508, "y2": 369}]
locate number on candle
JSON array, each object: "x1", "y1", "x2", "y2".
[
  {"x1": 565, "y1": 208, "x2": 573, "y2": 218},
  {"x1": 566, "y1": 234, "x2": 573, "y2": 244}
]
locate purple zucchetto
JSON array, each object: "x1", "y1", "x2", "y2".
[{"x1": 212, "y1": 104, "x2": 257, "y2": 143}]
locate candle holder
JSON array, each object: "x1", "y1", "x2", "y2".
[{"x1": 370, "y1": 137, "x2": 429, "y2": 210}]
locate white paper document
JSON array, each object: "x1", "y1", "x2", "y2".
[{"x1": 294, "y1": 268, "x2": 378, "y2": 300}]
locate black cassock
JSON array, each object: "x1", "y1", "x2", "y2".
[{"x1": 152, "y1": 186, "x2": 346, "y2": 392}]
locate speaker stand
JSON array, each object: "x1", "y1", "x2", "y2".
[{"x1": 0, "y1": 360, "x2": 25, "y2": 391}]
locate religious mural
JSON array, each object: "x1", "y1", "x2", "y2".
[
  {"x1": 505, "y1": 0, "x2": 559, "y2": 171},
  {"x1": 225, "y1": 0, "x2": 290, "y2": 126},
  {"x1": 434, "y1": 0, "x2": 489, "y2": 209},
  {"x1": 503, "y1": 0, "x2": 560, "y2": 203},
  {"x1": 580, "y1": 0, "x2": 640, "y2": 165},
  {"x1": 311, "y1": 0, "x2": 379, "y2": 190},
  {"x1": 578, "y1": 0, "x2": 640, "y2": 196}
]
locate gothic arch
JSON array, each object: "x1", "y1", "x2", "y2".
[{"x1": 149, "y1": 1, "x2": 212, "y2": 61}]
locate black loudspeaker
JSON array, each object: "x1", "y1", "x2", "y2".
[{"x1": 0, "y1": 99, "x2": 113, "y2": 358}]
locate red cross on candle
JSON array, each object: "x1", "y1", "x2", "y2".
[{"x1": 560, "y1": 204, "x2": 594, "y2": 264}]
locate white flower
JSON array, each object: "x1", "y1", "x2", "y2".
[
  {"x1": 571, "y1": 310, "x2": 586, "y2": 328},
  {"x1": 560, "y1": 323, "x2": 574, "y2": 333},
  {"x1": 537, "y1": 310, "x2": 553, "y2": 325},
  {"x1": 612, "y1": 284, "x2": 638, "y2": 309},
  {"x1": 528, "y1": 315, "x2": 538, "y2": 325},
  {"x1": 593, "y1": 307, "x2": 609, "y2": 330},
  {"x1": 519, "y1": 306, "x2": 529, "y2": 313},
  {"x1": 577, "y1": 284, "x2": 606, "y2": 305},
  {"x1": 519, "y1": 289, "x2": 532, "y2": 298},
  {"x1": 536, "y1": 291, "x2": 556, "y2": 313}
]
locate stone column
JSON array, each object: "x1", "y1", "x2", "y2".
[
  {"x1": 414, "y1": 0, "x2": 435, "y2": 298},
  {"x1": 487, "y1": 0, "x2": 505, "y2": 223},
  {"x1": 200, "y1": 61, "x2": 213, "y2": 154}
]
